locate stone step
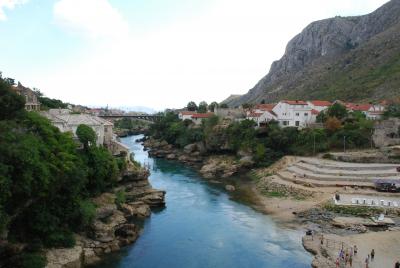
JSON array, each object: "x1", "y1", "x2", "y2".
[
  {"x1": 299, "y1": 158, "x2": 400, "y2": 171},
  {"x1": 276, "y1": 171, "x2": 375, "y2": 189},
  {"x1": 287, "y1": 166, "x2": 400, "y2": 182},
  {"x1": 293, "y1": 162, "x2": 399, "y2": 178}
]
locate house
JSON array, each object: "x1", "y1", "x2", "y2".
[
  {"x1": 272, "y1": 100, "x2": 315, "y2": 128},
  {"x1": 246, "y1": 111, "x2": 277, "y2": 127},
  {"x1": 345, "y1": 103, "x2": 385, "y2": 120},
  {"x1": 178, "y1": 111, "x2": 197, "y2": 121},
  {"x1": 191, "y1": 113, "x2": 214, "y2": 125},
  {"x1": 42, "y1": 109, "x2": 114, "y2": 147},
  {"x1": 12, "y1": 82, "x2": 41, "y2": 111},
  {"x1": 307, "y1": 100, "x2": 331, "y2": 112}
]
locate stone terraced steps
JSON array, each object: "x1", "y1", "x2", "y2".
[
  {"x1": 277, "y1": 171, "x2": 376, "y2": 189},
  {"x1": 294, "y1": 161, "x2": 399, "y2": 177},
  {"x1": 299, "y1": 158, "x2": 400, "y2": 171},
  {"x1": 278, "y1": 157, "x2": 400, "y2": 189}
]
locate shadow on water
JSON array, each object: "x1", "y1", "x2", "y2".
[{"x1": 93, "y1": 135, "x2": 311, "y2": 268}]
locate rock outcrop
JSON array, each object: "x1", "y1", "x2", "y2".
[
  {"x1": 223, "y1": 0, "x2": 400, "y2": 106},
  {"x1": 45, "y1": 163, "x2": 165, "y2": 268}
]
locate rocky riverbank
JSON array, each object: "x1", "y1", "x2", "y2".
[
  {"x1": 143, "y1": 138, "x2": 255, "y2": 179},
  {"x1": 44, "y1": 164, "x2": 165, "y2": 268}
]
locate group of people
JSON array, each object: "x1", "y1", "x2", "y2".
[{"x1": 335, "y1": 245, "x2": 377, "y2": 268}]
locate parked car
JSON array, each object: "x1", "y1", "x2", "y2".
[{"x1": 397, "y1": 166, "x2": 400, "y2": 172}]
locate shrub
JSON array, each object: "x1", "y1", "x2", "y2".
[
  {"x1": 115, "y1": 191, "x2": 126, "y2": 208},
  {"x1": 44, "y1": 230, "x2": 75, "y2": 248},
  {"x1": 17, "y1": 252, "x2": 47, "y2": 268}
]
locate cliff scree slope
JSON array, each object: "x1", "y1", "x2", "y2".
[{"x1": 224, "y1": 0, "x2": 400, "y2": 106}]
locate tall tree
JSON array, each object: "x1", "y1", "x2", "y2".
[
  {"x1": 198, "y1": 101, "x2": 208, "y2": 113},
  {"x1": 208, "y1": 102, "x2": 219, "y2": 112},
  {"x1": 186, "y1": 101, "x2": 197, "y2": 111}
]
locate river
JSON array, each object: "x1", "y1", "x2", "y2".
[{"x1": 95, "y1": 135, "x2": 311, "y2": 268}]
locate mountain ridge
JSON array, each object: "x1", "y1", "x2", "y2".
[{"x1": 224, "y1": 0, "x2": 400, "y2": 106}]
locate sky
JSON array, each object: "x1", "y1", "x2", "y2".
[{"x1": 0, "y1": 0, "x2": 391, "y2": 111}]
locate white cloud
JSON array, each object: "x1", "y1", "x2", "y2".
[
  {"x1": 53, "y1": 0, "x2": 129, "y2": 39},
  {"x1": 31, "y1": 0, "x2": 390, "y2": 110},
  {"x1": 0, "y1": 0, "x2": 27, "y2": 21}
]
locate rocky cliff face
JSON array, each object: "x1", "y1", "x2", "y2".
[{"x1": 225, "y1": 0, "x2": 400, "y2": 106}]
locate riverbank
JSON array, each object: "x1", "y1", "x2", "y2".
[
  {"x1": 142, "y1": 136, "x2": 400, "y2": 267},
  {"x1": 44, "y1": 162, "x2": 165, "y2": 268}
]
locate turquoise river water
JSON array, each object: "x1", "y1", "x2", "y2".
[{"x1": 94, "y1": 135, "x2": 311, "y2": 268}]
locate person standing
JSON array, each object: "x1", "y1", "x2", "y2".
[
  {"x1": 371, "y1": 249, "x2": 375, "y2": 261},
  {"x1": 354, "y1": 245, "x2": 358, "y2": 255},
  {"x1": 365, "y1": 256, "x2": 369, "y2": 268},
  {"x1": 349, "y1": 255, "x2": 353, "y2": 267}
]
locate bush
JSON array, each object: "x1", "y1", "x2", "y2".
[
  {"x1": 78, "y1": 199, "x2": 96, "y2": 228},
  {"x1": 17, "y1": 252, "x2": 47, "y2": 268},
  {"x1": 115, "y1": 191, "x2": 126, "y2": 208},
  {"x1": 44, "y1": 230, "x2": 75, "y2": 248}
]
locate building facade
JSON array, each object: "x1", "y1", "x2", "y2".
[{"x1": 12, "y1": 82, "x2": 41, "y2": 111}]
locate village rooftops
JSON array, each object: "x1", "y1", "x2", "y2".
[
  {"x1": 254, "y1": 103, "x2": 276, "y2": 111},
  {"x1": 309, "y1": 100, "x2": 332, "y2": 107},
  {"x1": 282, "y1": 100, "x2": 308, "y2": 105},
  {"x1": 248, "y1": 112, "x2": 264, "y2": 118},
  {"x1": 191, "y1": 113, "x2": 214, "y2": 119},
  {"x1": 345, "y1": 103, "x2": 372, "y2": 111}
]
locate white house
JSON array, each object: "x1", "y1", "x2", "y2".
[
  {"x1": 345, "y1": 103, "x2": 385, "y2": 120},
  {"x1": 246, "y1": 111, "x2": 277, "y2": 127},
  {"x1": 178, "y1": 111, "x2": 197, "y2": 121},
  {"x1": 191, "y1": 113, "x2": 214, "y2": 125},
  {"x1": 272, "y1": 100, "x2": 316, "y2": 128},
  {"x1": 307, "y1": 100, "x2": 332, "y2": 112}
]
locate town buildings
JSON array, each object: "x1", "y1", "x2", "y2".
[
  {"x1": 41, "y1": 109, "x2": 129, "y2": 157},
  {"x1": 12, "y1": 82, "x2": 41, "y2": 111}
]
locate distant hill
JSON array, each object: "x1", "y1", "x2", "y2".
[{"x1": 225, "y1": 0, "x2": 400, "y2": 107}]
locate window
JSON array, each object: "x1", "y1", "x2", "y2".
[
  {"x1": 283, "y1": 121, "x2": 288, "y2": 126},
  {"x1": 295, "y1": 113, "x2": 299, "y2": 116},
  {"x1": 295, "y1": 121, "x2": 300, "y2": 126},
  {"x1": 304, "y1": 113, "x2": 308, "y2": 116}
]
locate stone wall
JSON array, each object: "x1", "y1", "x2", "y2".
[{"x1": 373, "y1": 118, "x2": 400, "y2": 147}]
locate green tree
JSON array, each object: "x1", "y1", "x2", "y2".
[
  {"x1": 76, "y1": 124, "x2": 96, "y2": 149},
  {"x1": 186, "y1": 101, "x2": 198, "y2": 111},
  {"x1": 384, "y1": 103, "x2": 400, "y2": 118},
  {"x1": 327, "y1": 103, "x2": 348, "y2": 120},
  {"x1": 219, "y1": 103, "x2": 228, "y2": 108},
  {"x1": 208, "y1": 102, "x2": 219, "y2": 112},
  {"x1": 0, "y1": 78, "x2": 25, "y2": 120},
  {"x1": 198, "y1": 101, "x2": 208, "y2": 113}
]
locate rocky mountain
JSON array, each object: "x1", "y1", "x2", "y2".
[{"x1": 224, "y1": 0, "x2": 400, "y2": 107}]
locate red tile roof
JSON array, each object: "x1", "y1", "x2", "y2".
[
  {"x1": 180, "y1": 111, "x2": 197, "y2": 115},
  {"x1": 248, "y1": 112, "x2": 263, "y2": 118},
  {"x1": 255, "y1": 104, "x2": 276, "y2": 111},
  {"x1": 192, "y1": 113, "x2": 214, "y2": 119},
  {"x1": 310, "y1": 100, "x2": 332, "y2": 106},
  {"x1": 346, "y1": 103, "x2": 372, "y2": 111},
  {"x1": 282, "y1": 100, "x2": 308, "y2": 105},
  {"x1": 311, "y1": 109, "x2": 320, "y2": 115}
]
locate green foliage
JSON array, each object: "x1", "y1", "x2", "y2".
[
  {"x1": 219, "y1": 103, "x2": 228, "y2": 108},
  {"x1": 76, "y1": 124, "x2": 96, "y2": 149},
  {"x1": 327, "y1": 103, "x2": 348, "y2": 119},
  {"x1": 208, "y1": 101, "x2": 219, "y2": 112},
  {"x1": 0, "y1": 78, "x2": 25, "y2": 120},
  {"x1": 115, "y1": 191, "x2": 126, "y2": 208},
  {"x1": 77, "y1": 199, "x2": 96, "y2": 227},
  {"x1": 114, "y1": 118, "x2": 148, "y2": 130},
  {"x1": 384, "y1": 103, "x2": 400, "y2": 118},
  {"x1": 198, "y1": 101, "x2": 208, "y2": 113},
  {"x1": 186, "y1": 101, "x2": 198, "y2": 111},
  {"x1": 16, "y1": 252, "x2": 47, "y2": 268},
  {"x1": 0, "y1": 76, "x2": 123, "y2": 250}
]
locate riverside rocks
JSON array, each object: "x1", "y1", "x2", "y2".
[
  {"x1": 45, "y1": 163, "x2": 165, "y2": 268},
  {"x1": 144, "y1": 138, "x2": 255, "y2": 178}
]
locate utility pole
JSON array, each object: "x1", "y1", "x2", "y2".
[
  {"x1": 313, "y1": 132, "x2": 316, "y2": 155},
  {"x1": 343, "y1": 135, "x2": 346, "y2": 153}
]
